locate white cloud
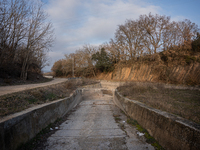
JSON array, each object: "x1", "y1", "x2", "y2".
[
  {"x1": 43, "y1": 0, "x2": 161, "y2": 71},
  {"x1": 171, "y1": 15, "x2": 186, "y2": 22},
  {"x1": 46, "y1": 0, "x2": 81, "y2": 21},
  {"x1": 48, "y1": 51, "x2": 64, "y2": 61}
]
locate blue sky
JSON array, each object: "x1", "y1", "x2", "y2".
[{"x1": 41, "y1": 0, "x2": 200, "y2": 72}]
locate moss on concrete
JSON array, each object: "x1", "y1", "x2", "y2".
[{"x1": 127, "y1": 117, "x2": 165, "y2": 150}]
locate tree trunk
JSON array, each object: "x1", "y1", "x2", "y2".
[
  {"x1": 20, "y1": 50, "x2": 29, "y2": 80},
  {"x1": 92, "y1": 69, "x2": 96, "y2": 77}
]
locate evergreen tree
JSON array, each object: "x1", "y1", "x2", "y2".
[{"x1": 92, "y1": 48, "x2": 114, "y2": 72}]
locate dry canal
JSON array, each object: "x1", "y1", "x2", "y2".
[
  {"x1": 43, "y1": 89, "x2": 154, "y2": 150},
  {"x1": 1, "y1": 82, "x2": 199, "y2": 150}
]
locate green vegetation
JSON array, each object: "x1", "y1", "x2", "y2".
[
  {"x1": 92, "y1": 48, "x2": 115, "y2": 72},
  {"x1": 45, "y1": 93, "x2": 57, "y2": 101},
  {"x1": 185, "y1": 55, "x2": 196, "y2": 65},
  {"x1": 192, "y1": 33, "x2": 200, "y2": 53},
  {"x1": 27, "y1": 97, "x2": 38, "y2": 104},
  {"x1": 127, "y1": 117, "x2": 164, "y2": 150},
  {"x1": 114, "y1": 117, "x2": 122, "y2": 122}
]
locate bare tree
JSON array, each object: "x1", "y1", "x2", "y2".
[
  {"x1": 20, "y1": 0, "x2": 54, "y2": 80},
  {"x1": 51, "y1": 59, "x2": 64, "y2": 76},
  {"x1": 106, "y1": 40, "x2": 121, "y2": 63},
  {"x1": 114, "y1": 19, "x2": 145, "y2": 60},
  {"x1": 0, "y1": 0, "x2": 28, "y2": 66},
  {"x1": 52, "y1": 44, "x2": 98, "y2": 77},
  {"x1": 138, "y1": 13, "x2": 171, "y2": 54},
  {"x1": 51, "y1": 13, "x2": 199, "y2": 77},
  {"x1": 109, "y1": 37, "x2": 128, "y2": 62},
  {"x1": 75, "y1": 44, "x2": 97, "y2": 76},
  {"x1": 176, "y1": 19, "x2": 199, "y2": 50},
  {"x1": 0, "y1": 0, "x2": 54, "y2": 80}
]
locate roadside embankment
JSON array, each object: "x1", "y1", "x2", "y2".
[
  {"x1": 97, "y1": 63, "x2": 200, "y2": 86},
  {"x1": 0, "y1": 78, "x2": 68, "y2": 96},
  {"x1": 0, "y1": 89, "x2": 82, "y2": 150},
  {"x1": 113, "y1": 89, "x2": 200, "y2": 150},
  {"x1": 0, "y1": 79, "x2": 99, "y2": 119}
]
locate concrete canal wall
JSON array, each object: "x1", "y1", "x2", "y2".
[
  {"x1": 0, "y1": 81, "x2": 199, "y2": 150},
  {"x1": 113, "y1": 89, "x2": 200, "y2": 150},
  {"x1": 0, "y1": 89, "x2": 82, "y2": 150}
]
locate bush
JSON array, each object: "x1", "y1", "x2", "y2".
[
  {"x1": 92, "y1": 48, "x2": 115, "y2": 72},
  {"x1": 192, "y1": 33, "x2": 200, "y2": 52},
  {"x1": 185, "y1": 55, "x2": 196, "y2": 65}
]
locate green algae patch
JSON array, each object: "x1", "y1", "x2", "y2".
[{"x1": 127, "y1": 117, "x2": 165, "y2": 150}]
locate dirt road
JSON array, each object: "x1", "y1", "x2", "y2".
[
  {"x1": 0, "y1": 78, "x2": 68, "y2": 96},
  {"x1": 42, "y1": 89, "x2": 154, "y2": 150}
]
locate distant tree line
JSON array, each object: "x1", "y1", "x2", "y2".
[
  {"x1": 52, "y1": 13, "x2": 200, "y2": 77},
  {"x1": 0, "y1": 0, "x2": 54, "y2": 80}
]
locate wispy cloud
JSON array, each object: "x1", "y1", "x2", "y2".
[
  {"x1": 171, "y1": 15, "x2": 186, "y2": 22},
  {"x1": 44, "y1": 0, "x2": 161, "y2": 71}
]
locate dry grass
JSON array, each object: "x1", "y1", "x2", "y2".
[
  {"x1": 0, "y1": 77, "x2": 53, "y2": 86},
  {"x1": 0, "y1": 78, "x2": 99, "y2": 118},
  {"x1": 117, "y1": 83, "x2": 200, "y2": 124}
]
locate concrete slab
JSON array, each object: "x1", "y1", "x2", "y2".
[
  {"x1": 43, "y1": 94, "x2": 154, "y2": 150},
  {"x1": 60, "y1": 120, "x2": 119, "y2": 129}
]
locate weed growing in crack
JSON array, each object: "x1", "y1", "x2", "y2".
[
  {"x1": 114, "y1": 117, "x2": 121, "y2": 122},
  {"x1": 127, "y1": 117, "x2": 165, "y2": 150},
  {"x1": 119, "y1": 123, "x2": 125, "y2": 130},
  {"x1": 120, "y1": 110, "x2": 126, "y2": 115},
  {"x1": 113, "y1": 114, "x2": 122, "y2": 123}
]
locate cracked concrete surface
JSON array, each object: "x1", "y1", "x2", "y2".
[{"x1": 43, "y1": 90, "x2": 154, "y2": 150}]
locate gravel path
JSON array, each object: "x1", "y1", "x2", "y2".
[{"x1": 0, "y1": 78, "x2": 68, "y2": 96}]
